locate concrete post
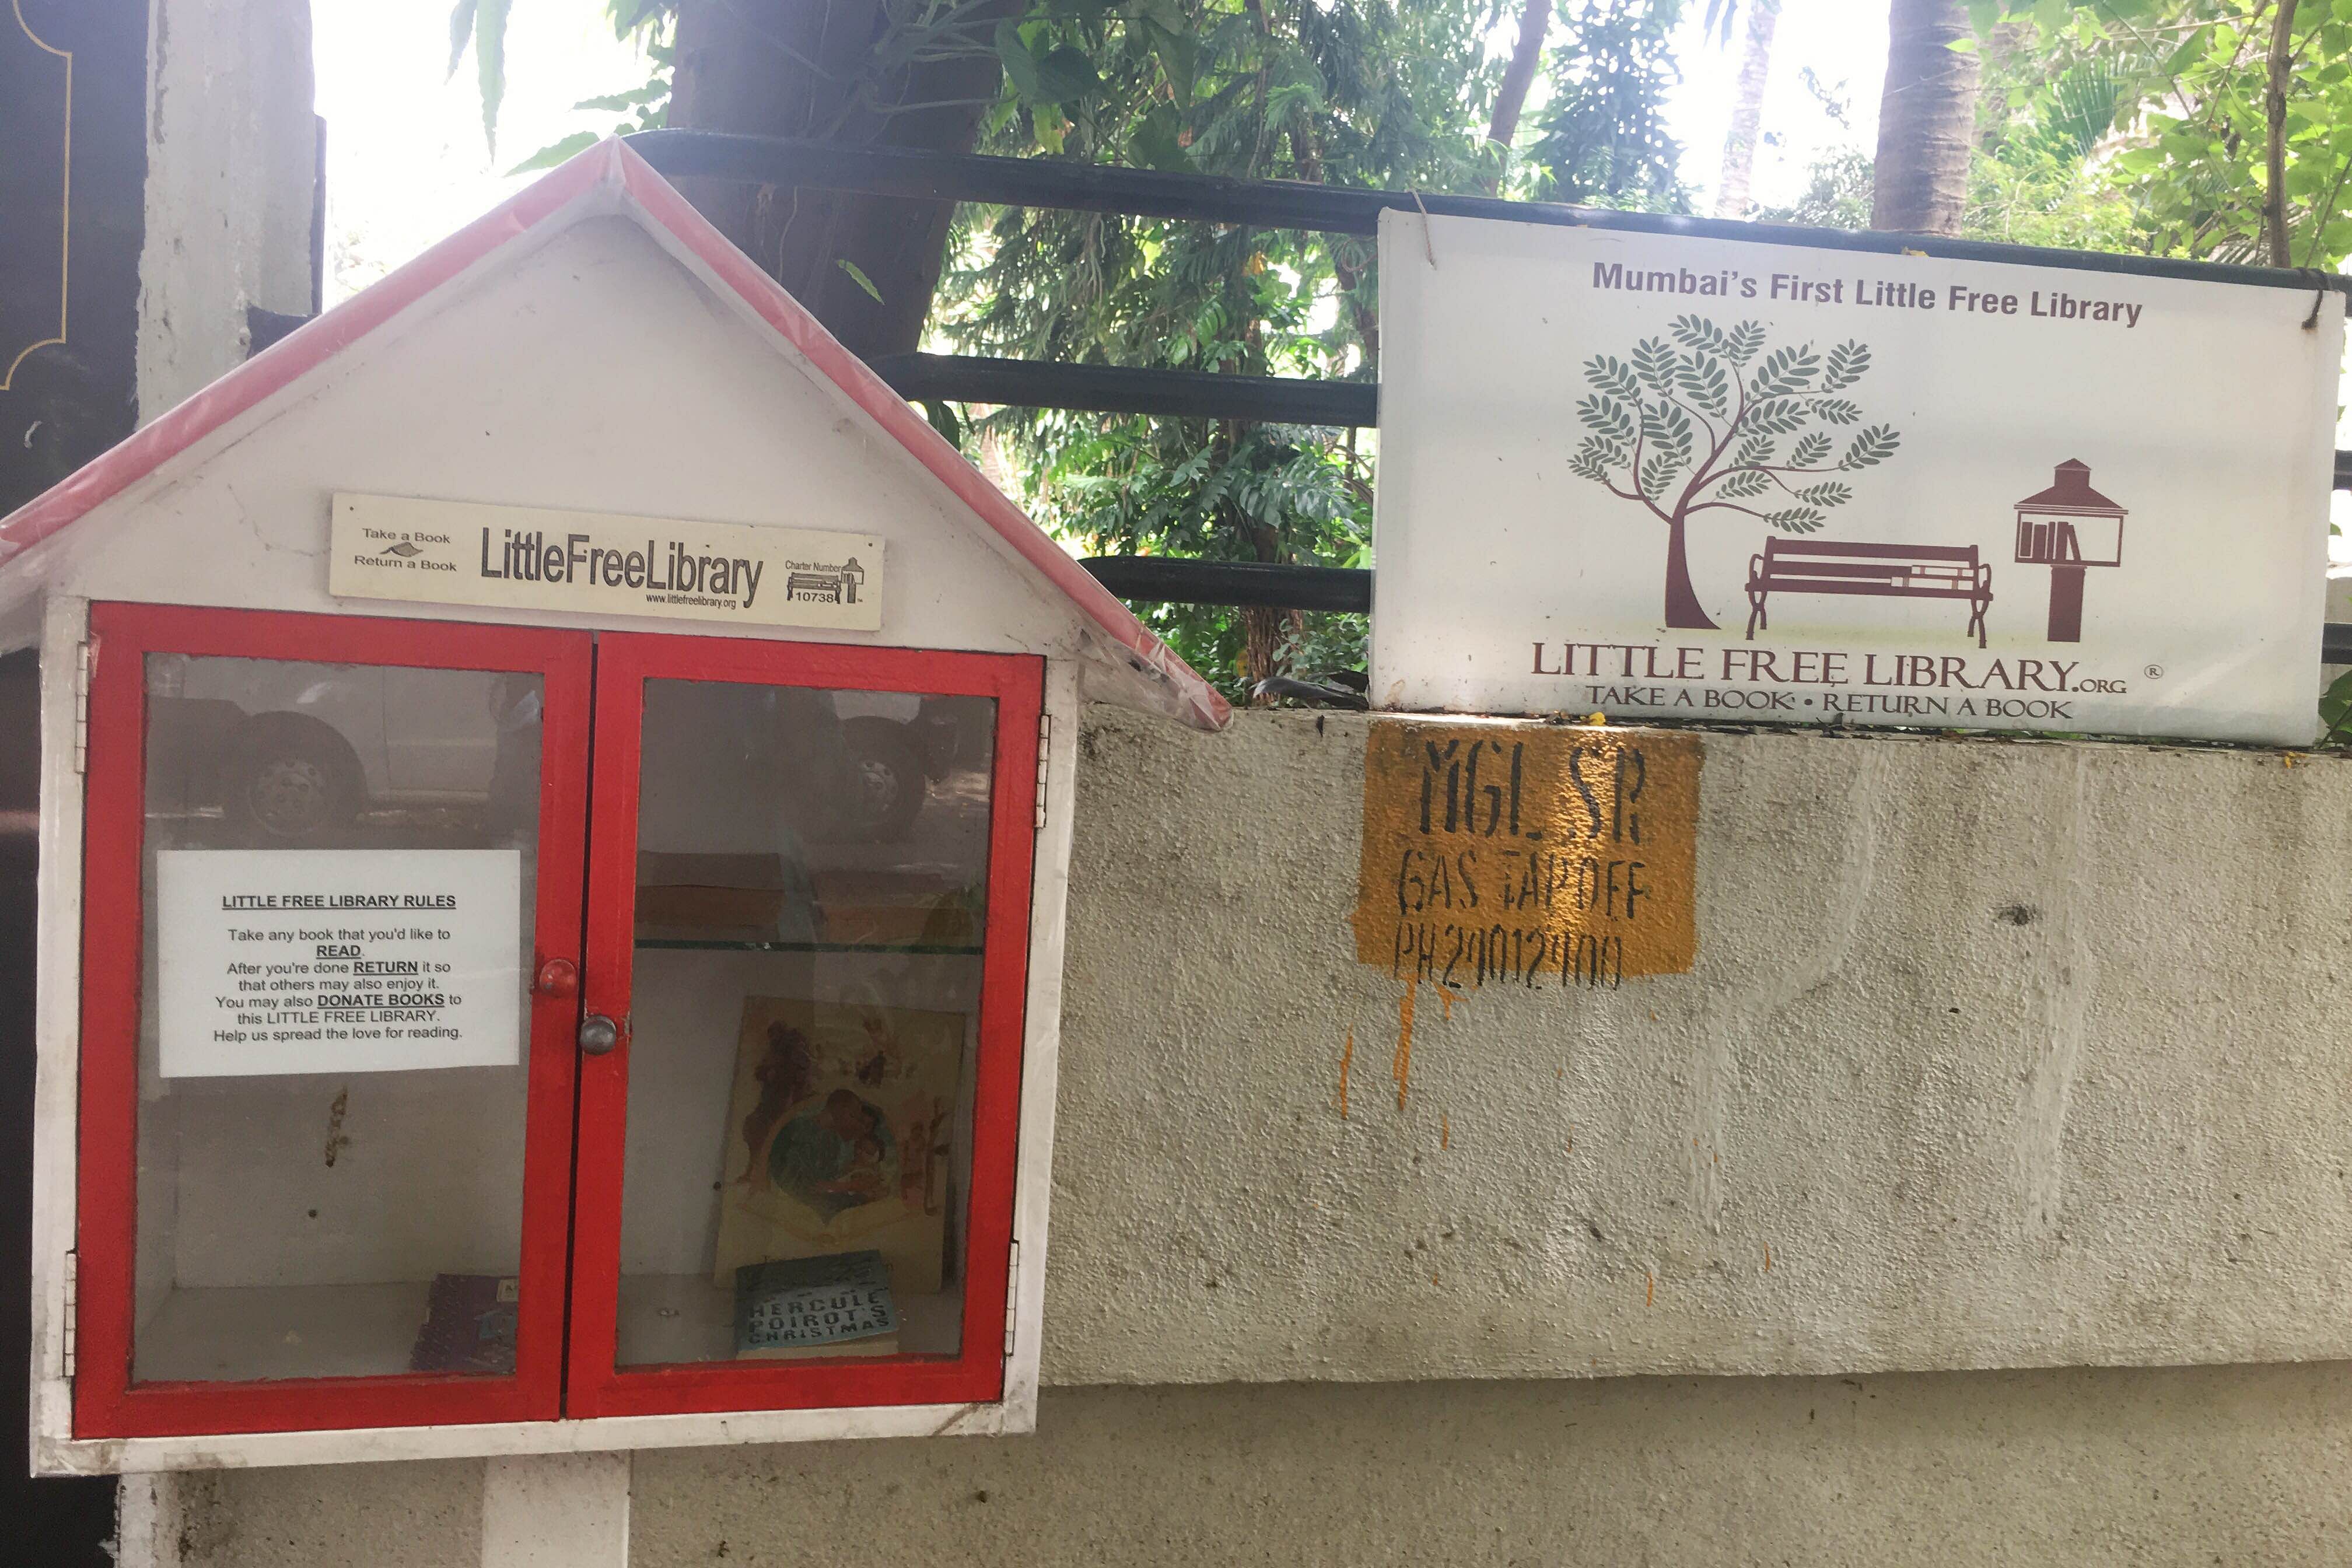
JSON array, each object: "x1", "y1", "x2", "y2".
[{"x1": 481, "y1": 1452, "x2": 631, "y2": 1568}]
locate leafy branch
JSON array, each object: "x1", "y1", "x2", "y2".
[{"x1": 1570, "y1": 315, "x2": 1899, "y2": 537}]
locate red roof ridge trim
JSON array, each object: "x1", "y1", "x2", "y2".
[{"x1": 0, "y1": 138, "x2": 1230, "y2": 732}]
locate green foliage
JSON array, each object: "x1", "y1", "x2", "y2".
[
  {"x1": 446, "y1": 0, "x2": 516, "y2": 153},
  {"x1": 1972, "y1": 0, "x2": 2352, "y2": 269},
  {"x1": 509, "y1": 131, "x2": 599, "y2": 174},
  {"x1": 480, "y1": 0, "x2": 1691, "y2": 696},
  {"x1": 910, "y1": 0, "x2": 1691, "y2": 695},
  {"x1": 836, "y1": 258, "x2": 886, "y2": 304},
  {"x1": 1755, "y1": 149, "x2": 1873, "y2": 230},
  {"x1": 1528, "y1": 0, "x2": 1691, "y2": 209},
  {"x1": 2321, "y1": 667, "x2": 2352, "y2": 746},
  {"x1": 1012, "y1": 408, "x2": 1375, "y2": 687},
  {"x1": 474, "y1": 1, "x2": 678, "y2": 165}
]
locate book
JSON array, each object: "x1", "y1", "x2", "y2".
[
  {"x1": 635, "y1": 851, "x2": 792, "y2": 937},
  {"x1": 734, "y1": 1251, "x2": 900, "y2": 1359},
  {"x1": 408, "y1": 1273, "x2": 518, "y2": 1375},
  {"x1": 711, "y1": 998, "x2": 963, "y2": 1294},
  {"x1": 807, "y1": 870, "x2": 986, "y2": 949}
]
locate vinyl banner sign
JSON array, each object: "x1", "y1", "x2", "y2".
[
  {"x1": 1371, "y1": 214, "x2": 2344, "y2": 744},
  {"x1": 330, "y1": 493, "x2": 883, "y2": 632}
]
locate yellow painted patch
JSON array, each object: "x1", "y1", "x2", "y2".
[{"x1": 1353, "y1": 722, "x2": 1700, "y2": 987}]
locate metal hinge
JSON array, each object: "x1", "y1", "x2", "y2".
[
  {"x1": 61, "y1": 1250, "x2": 76, "y2": 1379},
  {"x1": 1033, "y1": 713, "x2": 1051, "y2": 830},
  {"x1": 1003, "y1": 1239, "x2": 1021, "y2": 1357},
  {"x1": 72, "y1": 639, "x2": 93, "y2": 774}
]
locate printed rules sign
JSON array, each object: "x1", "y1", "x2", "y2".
[{"x1": 1370, "y1": 214, "x2": 2343, "y2": 745}]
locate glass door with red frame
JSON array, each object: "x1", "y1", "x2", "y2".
[
  {"x1": 74, "y1": 606, "x2": 591, "y2": 1438},
  {"x1": 565, "y1": 634, "x2": 1041, "y2": 1419}
]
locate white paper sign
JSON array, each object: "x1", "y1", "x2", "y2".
[
  {"x1": 158, "y1": 849, "x2": 523, "y2": 1078},
  {"x1": 329, "y1": 493, "x2": 883, "y2": 632},
  {"x1": 1372, "y1": 214, "x2": 2344, "y2": 746}
]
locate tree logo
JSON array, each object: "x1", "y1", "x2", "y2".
[{"x1": 1567, "y1": 315, "x2": 1902, "y2": 629}]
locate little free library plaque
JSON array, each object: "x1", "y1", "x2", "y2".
[
  {"x1": 156, "y1": 849, "x2": 521, "y2": 1077},
  {"x1": 1353, "y1": 722, "x2": 1699, "y2": 989},
  {"x1": 329, "y1": 493, "x2": 884, "y2": 632}
]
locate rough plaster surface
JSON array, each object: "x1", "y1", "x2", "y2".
[
  {"x1": 181, "y1": 1366, "x2": 2352, "y2": 1567},
  {"x1": 1048, "y1": 710, "x2": 2352, "y2": 1384},
  {"x1": 172, "y1": 1458, "x2": 478, "y2": 1567},
  {"x1": 137, "y1": 0, "x2": 315, "y2": 417},
  {"x1": 150, "y1": 713, "x2": 2352, "y2": 1564}
]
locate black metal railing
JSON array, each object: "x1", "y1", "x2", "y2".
[
  {"x1": 625, "y1": 131, "x2": 2352, "y2": 668},
  {"x1": 264, "y1": 134, "x2": 2352, "y2": 664}
]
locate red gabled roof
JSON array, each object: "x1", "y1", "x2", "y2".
[
  {"x1": 2014, "y1": 459, "x2": 2124, "y2": 515},
  {"x1": 0, "y1": 138, "x2": 1229, "y2": 732}
]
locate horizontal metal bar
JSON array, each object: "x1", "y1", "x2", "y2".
[
  {"x1": 872, "y1": 354, "x2": 1376, "y2": 425},
  {"x1": 627, "y1": 130, "x2": 2352, "y2": 295},
  {"x1": 1083, "y1": 556, "x2": 2352, "y2": 676},
  {"x1": 1079, "y1": 556, "x2": 1371, "y2": 612}
]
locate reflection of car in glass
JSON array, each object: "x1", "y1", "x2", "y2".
[
  {"x1": 146, "y1": 662, "x2": 512, "y2": 842},
  {"x1": 145, "y1": 661, "x2": 991, "y2": 846},
  {"x1": 831, "y1": 694, "x2": 995, "y2": 842}
]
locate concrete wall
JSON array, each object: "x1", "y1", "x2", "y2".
[
  {"x1": 154, "y1": 708, "x2": 2352, "y2": 1563},
  {"x1": 137, "y1": 0, "x2": 314, "y2": 415},
  {"x1": 1049, "y1": 709, "x2": 2352, "y2": 1385},
  {"x1": 179, "y1": 1367, "x2": 2352, "y2": 1567}
]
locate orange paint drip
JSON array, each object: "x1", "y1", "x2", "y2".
[
  {"x1": 1763, "y1": 1242, "x2": 1772, "y2": 1272},
  {"x1": 1440, "y1": 1111, "x2": 1451, "y2": 1149},
  {"x1": 1393, "y1": 978, "x2": 1416, "y2": 1111},
  {"x1": 1437, "y1": 986, "x2": 1457, "y2": 1022},
  {"x1": 1338, "y1": 1030, "x2": 1353, "y2": 1119},
  {"x1": 1646, "y1": 1269, "x2": 1655, "y2": 1306}
]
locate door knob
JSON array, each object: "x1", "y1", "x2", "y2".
[
  {"x1": 578, "y1": 1014, "x2": 623, "y2": 1055},
  {"x1": 534, "y1": 957, "x2": 578, "y2": 998}
]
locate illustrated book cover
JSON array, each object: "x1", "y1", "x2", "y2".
[{"x1": 712, "y1": 996, "x2": 963, "y2": 1294}]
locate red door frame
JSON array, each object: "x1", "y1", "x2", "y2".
[
  {"x1": 564, "y1": 633, "x2": 1041, "y2": 1418},
  {"x1": 74, "y1": 604, "x2": 593, "y2": 1438}
]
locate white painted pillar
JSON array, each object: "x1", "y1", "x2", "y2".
[
  {"x1": 116, "y1": 1472, "x2": 187, "y2": 1566},
  {"x1": 481, "y1": 1452, "x2": 632, "y2": 1568}
]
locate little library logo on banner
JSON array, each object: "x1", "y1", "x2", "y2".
[{"x1": 1371, "y1": 215, "x2": 2342, "y2": 746}]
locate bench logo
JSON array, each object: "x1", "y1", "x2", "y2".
[
  {"x1": 1568, "y1": 314, "x2": 1902, "y2": 632},
  {"x1": 784, "y1": 556, "x2": 866, "y2": 605}
]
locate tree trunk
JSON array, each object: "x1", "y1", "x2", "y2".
[
  {"x1": 2265, "y1": 0, "x2": 2302, "y2": 267},
  {"x1": 1662, "y1": 518, "x2": 1718, "y2": 631},
  {"x1": 668, "y1": 0, "x2": 1012, "y2": 357},
  {"x1": 1870, "y1": 0, "x2": 1980, "y2": 236},
  {"x1": 1714, "y1": 0, "x2": 1780, "y2": 219},
  {"x1": 1485, "y1": 0, "x2": 1553, "y2": 184}
]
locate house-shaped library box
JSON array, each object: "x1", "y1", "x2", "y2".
[{"x1": 0, "y1": 138, "x2": 1226, "y2": 1474}]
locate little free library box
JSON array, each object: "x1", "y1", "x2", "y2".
[{"x1": 0, "y1": 139, "x2": 1226, "y2": 1474}]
